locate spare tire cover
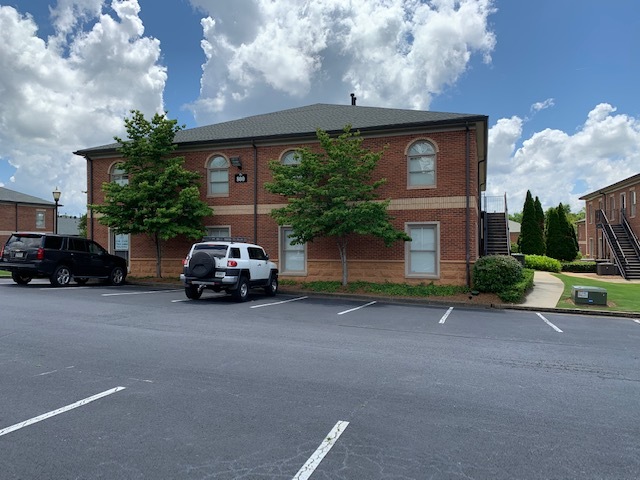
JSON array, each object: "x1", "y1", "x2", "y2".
[{"x1": 189, "y1": 251, "x2": 216, "y2": 278}]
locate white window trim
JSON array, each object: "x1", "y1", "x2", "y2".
[
  {"x1": 35, "y1": 209, "x2": 46, "y2": 229},
  {"x1": 279, "y1": 226, "x2": 307, "y2": 275},
  {"x1": 281, "y1": 150, "x2": 301, "y2": 166},
  {"x1": 206, "y1": 225, "x2": 231, "y2": 238},
  {"x1": 405, "y1": 222, "x2": 440, "y2": 279}
]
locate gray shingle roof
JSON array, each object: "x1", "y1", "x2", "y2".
[
  {"x1": 0, "y1": 186, "x2": 55, "y2": 206},
  {"x1": 75, "y1": 103, "x2": 487, "y2": 155}
]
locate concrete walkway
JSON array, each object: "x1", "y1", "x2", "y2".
[{"x1": 519, "y1": 271, "x2": 565, "y2": 308}]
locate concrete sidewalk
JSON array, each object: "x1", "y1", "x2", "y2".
[{"x1": 518, "y1": 270, "x2": 565, "y2": 308}]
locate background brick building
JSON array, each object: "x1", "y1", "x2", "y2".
[{"x1": 0, "y1": 186, "x2": 56, "y2": 245}]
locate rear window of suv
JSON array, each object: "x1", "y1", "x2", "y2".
[
  {"x1": 7, "y1": 235, "x2": 43, "y2": 249},
  {"x1": 193, "y1": 244, "x2": 228, "y2": 257}
]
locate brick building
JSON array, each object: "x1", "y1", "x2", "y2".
[
  {"x1": 0, "y1": 186, "x2": 56, "y2": 245},
  {"x1": 75, "y1": 104, "x2": 489, "y2": 286},
  {"x1": 580, "y1": 173, "x2": 640, "y2": 278}
]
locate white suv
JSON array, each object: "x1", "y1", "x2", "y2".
[{"x1": 180, "y1": 237, "x2": 278, "y2": 302}]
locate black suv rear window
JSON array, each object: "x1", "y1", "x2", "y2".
[{"x1": 7, "y1": 235, "x2": 42, "y2": 249}]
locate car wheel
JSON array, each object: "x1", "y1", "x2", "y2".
[
  {"x1": 75, "y1": 278, "x2": 89, "y2": 285},
  {"x1": 189, "y1": 251, "x2": 215, "y2": 278},
  {"x1": 50, "y1": 265, "x2": 71, "y2": 287},
  {"x1": 185, "y1": 284, "x2": 203, "y2": 300},
  {"x1": 264, "y1": 273, "x2": 278, "y2": 296},
  {"x1": 233, "y1": 276, "x2": 249, "y2": 302},
  {"x1": 109, "y1": 266, "x2": 126, "y2": 286},
  {"x1": 11, "y1": 272, "x2": 32, "y2": 285}
]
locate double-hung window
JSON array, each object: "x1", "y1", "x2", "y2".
[
  {"x1": 407, "y1": 141, "x2": 436, "y2": 188},
  {"x1": 406, "y1": 223, "x2": 439, "y2": 277},
  {"x1": 208, "y1": 155, "x2": 229, "y2": 196},
  {"x1": 280, "y1": 227, "x2": 306, "y2": 274}
]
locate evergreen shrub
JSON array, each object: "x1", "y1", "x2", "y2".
[
  {"x1": 473, "y1": 255, "x2": 524, "y2": 293},
  {"x1": 561, "y1": 261, "x2": 597, "y2": 273},
  {"x1": 498, "y1": 268, "x2": 535, "y2": 303}
]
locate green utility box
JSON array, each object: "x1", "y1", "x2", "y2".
[{"x1": 572, "y1": 286, "x2": 608, "y2": 306}]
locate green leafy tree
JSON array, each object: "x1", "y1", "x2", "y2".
[
  {"x1": 92, "y1": 110, "x2": 212, "y2": 277},
  {"x1": 534, "y1": 196, "x2": 545, "y2": 237},
  {"x1": 518, "y1": 190, "x2": 545, "y2": 254},
  {"x1": 78, "y1": 213, "x2": 87, "y2": 238},
  {"x1": 545, "y1": 206, "x2": 562, "y2": 260},
  {"x1": 265, "y1": 126, "x2": 411, "y2": 286},
  {"x1": 508, "y1": 211, "x2": 523, "y2": 223}
]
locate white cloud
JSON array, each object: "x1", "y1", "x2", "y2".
[
  {"x1": 0, "y1": 1, "x2": 166, "y2": 215},
  {"x1": 189, "y1": 0, "x2": 496, "y2": 123},
  {"x1": 487, "y1": 103, "x2": 640, "y2": 214},
  {"x1": 531, "y1": 98, "x2": 554, "y2": 113}
]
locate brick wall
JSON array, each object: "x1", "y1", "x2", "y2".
[{"x1": 0, "y1": 204, "x2": 56, "y2": 245}]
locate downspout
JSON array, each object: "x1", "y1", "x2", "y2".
[
  {"x1": 253, "y1": 141, "x2": 258, "y2": 243},
  {"x1": 478, "y1": 156, "x2": 487, "y2": 257},
  {"x1": 465, "y1": 122, "x2": 471, "y2": 288},
  {"x1": 86, "y1": 155, "x2": 94, "y2": 240}
]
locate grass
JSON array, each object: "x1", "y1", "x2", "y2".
[
  {"x1": 554, "y1": 273, "x2": 640, "y2": 313},
  {"x1": 0, "y1": 270, "x2": 10, "y2": 277}
]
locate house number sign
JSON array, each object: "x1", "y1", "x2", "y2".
[{"x1": 235, "y1": 173, "x2": 247, "y2": 183}]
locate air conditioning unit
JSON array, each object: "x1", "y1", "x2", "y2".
[{"x1": 572, "y1": 286, "x2": 607, "y2": 306}]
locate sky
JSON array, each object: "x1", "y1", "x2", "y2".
[{"x1": 0, "y1": 0, "x2": 638, "y2": 217}]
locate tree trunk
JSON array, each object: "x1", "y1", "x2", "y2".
[
  {"x1": 155, "y1": 233, "x2": 163, "y2": 278},
  {"x1": 337, "y1": 238, "x2": 348, "y2": 286}
]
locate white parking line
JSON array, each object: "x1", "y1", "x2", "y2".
[
  {"x1": 39, "y1": 286, "x2": 90, "y2": 291},
  {"x1": 292, "y1": 420, "x2": 349, "y2": 480},
  {"x1": 337, "y1": 301, "x2": 376, "y2": 315},
  {"x1": 537, "y1": 313, "x2": 563, "y2": 333},
  {"x1": 102, "y1": 289, "x2": 182, "y2": 297},
  {"x1": 439, "y1": 307, "x2": 454, "y2": 324},
  {"x1": 0, "y1": 387, "x2": 125, "y2": 438},
  {"x1": 250, "y1": 296, "x2": 308, "y2": 308},
  {"x1": 634, "y1": 320, "x2": 640, "y2": 325}
]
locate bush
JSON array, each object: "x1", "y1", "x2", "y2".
[
  {"x1": 497, "y1": 268, "x2": 535, "y2": 303},
  {"x1": 524, "y1": 255, "x2": 562, "y2": 272},
  {"x1": 473, "y1": 255, "x2": 524, "y2": 293},
  {"x1": 561, "y1": 260, "x2": 596, "y2": 273}
]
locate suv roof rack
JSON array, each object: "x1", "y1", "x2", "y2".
[{"x1": 201, "y1": 236, "x2": 247, "y2": 243}]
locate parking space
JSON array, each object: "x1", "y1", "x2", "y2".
[{"x1": 2, "y1": 278, "x2": 640, "y2": 478}]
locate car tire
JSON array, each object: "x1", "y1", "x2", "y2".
[
  {"x1": 11, "y1": 272, "x2": 32, "y2": 285},
  {"x1": 75, "y1": 278, "x2": 89, "y2": 285},
  {"x1": 233, "y1": 276, "x2": 249, "y2": 302},
  {"x1": 50, "y1": 265, "x2": 72, "y2": 287},
  {"x1": 189, "y1": 251, "x2": 215, "y2": 278},
  {"x1": 264, "y1": 273, "x2": 278, "y2": 296},
  {"x1": 185, "y1": 284, "x2": 203, "y2": 300},
  {"x1": 109, "y1": 266, "x2": 126, "y2": 286}
]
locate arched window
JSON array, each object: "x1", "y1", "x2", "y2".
[
  {"x1": 110, "y1": 164, "x2": 128, "y2": 186},
  {"x1": 407, "y1": 141, "x2": 436, "y2": 187},
  {"x1": 208, "y1": 155, "x2": 229, "y2": 195},
  {"x1": 282, "y1": 150, "x2": 301, "y2": 166}
]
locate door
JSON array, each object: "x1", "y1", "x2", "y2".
[
  {"x1": 66, "y1": 237, "x2": 92, "y2": 276},
  {"x1": 247, "y1": 247, "x2": 270, "y2": 282}
]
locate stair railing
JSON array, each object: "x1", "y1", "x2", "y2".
[{"x1": 599, "y1": 209, "x2": 630, "y2": 280}]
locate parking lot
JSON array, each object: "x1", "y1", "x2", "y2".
[{"x1": 1, "y1": 278, "x2": 639, "y2": 479}]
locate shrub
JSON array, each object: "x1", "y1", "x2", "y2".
[
  {"x1": 498, "y1": 268, "x2": 535, "y2": 303},
  {"x1": 561, "y1": 260, "x2": 597, "y2": 273},
  {"x1": 473, "y1": 255, "x2": 524, "y2": 293},
  {"x1": 524, "y1": 255, "x2": 562, "y2": 272}
]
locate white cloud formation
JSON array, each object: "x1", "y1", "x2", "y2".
[
  {"x1": 0, "y1": 0, "x2": 166, "y2": 215},
  {"x1": 531, "y1": 98, "x2": 555, "y2": 113},
  {"x1": 189, "y1": 0, "x2": 496, "y2": 123},
  {"x1": 487, "y1": 103, "x2": 640, "y2": 214}
]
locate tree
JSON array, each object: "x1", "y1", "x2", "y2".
[
  {"x1": 92, "y1": 110, "x2": 212, "y2": 277},
  {"x1": 265, "y1": 126, "x2": 411, "y2": 286},
  {"x1": 545, "y1": 203, "x2": 578, "y2": 261},
  {"x1": 534, "y1": 196, "x2": 545, "y2": 237},
  {"x1": 518, "y1": 190, "x2": 545, "y2": 254},
  {"x1": 78, "y1": 213, "x2": 87, "y2": 238}
]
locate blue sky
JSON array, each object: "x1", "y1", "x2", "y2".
[{"x1": 0, "y1": 0, "x2": 638, "y2": 216}]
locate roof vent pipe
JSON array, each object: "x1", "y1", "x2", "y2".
[{"x1": 350, "y1": 93, "x2": 356, "y2": 106}]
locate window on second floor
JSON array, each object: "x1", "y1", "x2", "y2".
[
  {"x1": 282, "y1": 150, "x2": 302, "y2": 166},
  {"x1": 110, "y1": 163, "x2": 129, "y2": 186},
  {"x1": 407, "y1": 140, "x2": 436, "y2": 188},
  {"x1": 631, "y1": 191, "x2": 637, "y2": 217},
  {"x1": 35, "y1": 210, "x2": 45, "y2": 229},
  {"x1": 208, "y1": 155, "x2": 229, "y2": 196}
]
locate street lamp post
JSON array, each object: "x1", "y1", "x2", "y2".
[{"x1": 52, "y1": 187, "x2": 61, "y2": 234}]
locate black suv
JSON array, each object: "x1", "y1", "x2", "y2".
[{"x1": 0, "y1": 233, "x2": 127, "y2": 287}]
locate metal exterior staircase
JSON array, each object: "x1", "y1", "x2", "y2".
[
  {"x1": 599, "y1": 210, "x2": 640, "y2": 280},
  {"x1": 485, "y1": 212, "x2": 510, "y2": 256}
]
